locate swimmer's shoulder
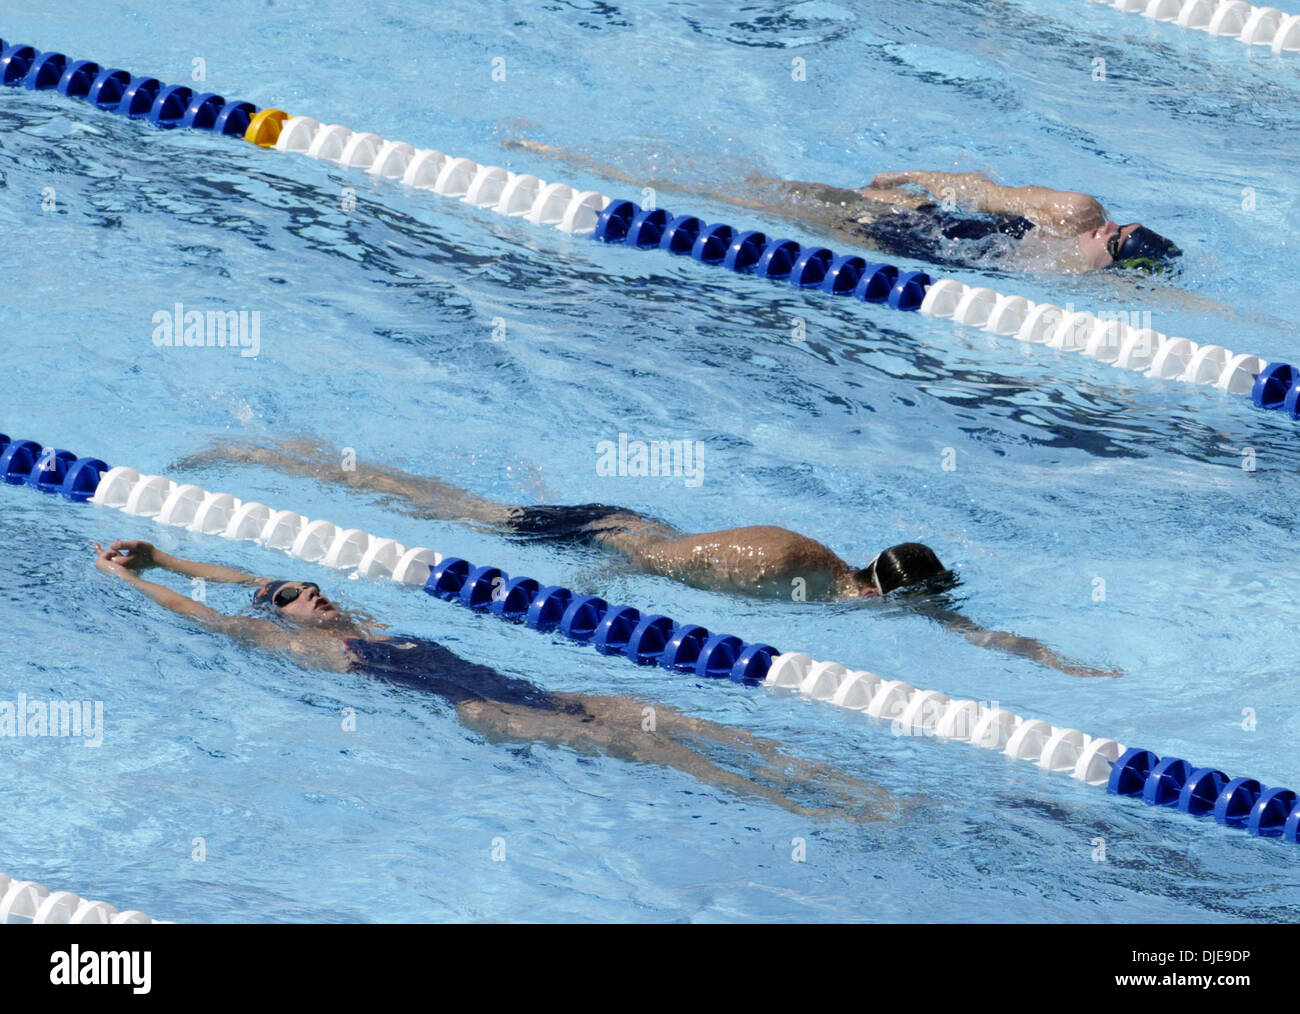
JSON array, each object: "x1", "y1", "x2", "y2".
[{"x1": 205, "y1": 614, "x2": 357, "y2": 672}]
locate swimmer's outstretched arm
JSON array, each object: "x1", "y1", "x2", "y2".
[
  {"x1": 923, "y1": 605, "x2": 1122, "y2": 679},
  {"x1": 1122, "y1": 283, "x2": 1290, "y2": 332},
  {"x1": 96, "y1": 539, "x2": 268, "y2": 586},
  {"x1": 870, "y1": 171, "x2": 1105, "y2": 235},
  {"x1": 92, "y1": 541, "x2": 230, "y2": 621}
]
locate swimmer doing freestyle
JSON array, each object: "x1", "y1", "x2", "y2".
[
  {"x1": 180, "y1": 437, "x2": 1120, "y2": 679},
  {"x1": 503, "y1": 138, "x2": 1181, "y2": 275},
  {"x1": 91, "y1": 538, "x2": 894, "y2": 822}
]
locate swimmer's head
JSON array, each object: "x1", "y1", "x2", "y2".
[
  {"x1": 853, "y1": 543, "x2": 949, "y2": 597},
  {"x1": 253, "y1": 579, "x2": 342, "y2": 626},
  {"x1": 1081, "y1": 221, "x2": 1181, "y2": 272}
]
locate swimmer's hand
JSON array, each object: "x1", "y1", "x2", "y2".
[
  {"x1": 93, "y1": 540, "x2": 156, "y2": 574},
  {"x1": 1025, "y1": 639, "x2": 1122, "y2": 678},
  {"x1": 93, "y1": 541, "x2": 133, "y2": 579},
  {"x1": 1029, "y1": 643, "x2": 1122, "y2": 679}
]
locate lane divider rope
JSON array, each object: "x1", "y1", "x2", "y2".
[
  {"x1": 6, "y1": 37, "x2": 1300, "y2": 422},
  {"x1": 267, "y1": 112, "x2": 932, "y2": 306},
  {"x1": 1086, "y1": 0, "x2": 1300, "y2": 54},
  {"x1": 6, "y1": 427, "x2": 1299, "y2": 848}
]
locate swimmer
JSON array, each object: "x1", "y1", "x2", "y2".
[
  {"x1": 501, "y1": 138, "x2": 1180, "y2": 275},
  {"x1": 177, "y1": 437, "x2": 1121, "y2": 678},
  {"x1": 92, "y1": 538, "x2": 897, "y2": 822},
  {"x1": 858, "y1": 170, "x2": 1180, "y2": 274}
]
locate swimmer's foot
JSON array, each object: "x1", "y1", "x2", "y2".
[{"x1": 1063, "y1": 662, "x2": 1124, "y2": 679}]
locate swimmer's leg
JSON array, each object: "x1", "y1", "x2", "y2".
[
  {"x1": 577, "y1": 695, "x2": 901, "y2": 822},
  {"x1": 456, "y1": 698, "x2": 836, "y2": 818},
  {"x1": 174, "y1": 437, "x2": 513, "y2": 525},
  {"x1": 501, "y1": 137, "x2": 866, "y2": 230},
  {"x1": 456, "y1": 695, "x2": 897, "y2": 822},
  {"x1": 614, "y1": 696, "x2": 898, "y2": 816},
  {"x1": 175, "y1": 440, "x2": 686, "y2": 546}
]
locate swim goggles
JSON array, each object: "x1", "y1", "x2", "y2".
[
  {"x1": 273, "y1": 582, "x2": 319, "y2": 608},
  {"x1": 1106, "y1": 224, "x2": 1182, "y2": 271}
]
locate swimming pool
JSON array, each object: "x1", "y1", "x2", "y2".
[{"x1": 3, "y1": 0, "x2": 1299, "y2": 922}]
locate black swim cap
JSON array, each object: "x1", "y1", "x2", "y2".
[
  {"x1": 1110, "y1": 225, "x2": 1182, "y2": 272},
  {"x1": 859, "y1": 543, "x2": 948, "y2": 595}
]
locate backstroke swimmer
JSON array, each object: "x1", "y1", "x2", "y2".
[
  {"x1": 92, "y1": 538, "x2": 898, "y2": 822},
  {"x1": 179, "y1": 437, "x2": 1120, "y2": 679}
]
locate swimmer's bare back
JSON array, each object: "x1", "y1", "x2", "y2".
[{"x1": 598, "y1": 524, "x2": 858, "y2": 600}]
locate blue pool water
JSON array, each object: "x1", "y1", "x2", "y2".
[{"x1": 2, "y1": 0, "x2": 1299, "y2": 922}]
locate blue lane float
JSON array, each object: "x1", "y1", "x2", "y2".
[
  {"x1": 56, "y1": 59, "x2": 100, "y2": 98},
  {"x1": 0, "y1": 42, "x2": 37, "y2": 85},
  {"x1": 423, "y1": 554, "x2": 778, "y2": 680},
  {"x1": 1, "y1": 38, "x2": 259, "y2": 135},
  {"x1": 1108, "y1": 746, "x2": 1300, "y2": 844},
  {"x1": 591, "y1": 199, "x2": 931, "y2": 311},
  {"x1": 0, "y1": 434, "x2": 110, "y2": 499},
  {"x1": 1252, "y1": 362, "x2": 1300, "y2": 414}
]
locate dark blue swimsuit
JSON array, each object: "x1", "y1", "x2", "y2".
[
  {"x1": 346, "y1": 636, "x2": 581, "y2": 713},
  {"x1": 855, "y1": 203, "x2": 1035, "y2": 269},
  {"x1": 503, "y1": 503, "x2": 636, "y2": 547}
]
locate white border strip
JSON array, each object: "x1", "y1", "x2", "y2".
[
  {"x1": 0, "y1": 871, "x2": 166, "y2": 924},
  {"x1": 765, "y1": 652, "x2": 1126, "y2": 786},
  {"x1": 90, "y1": 465, "x2": 444, "y2": 585},
  {"x1": 920, "y1": 277, "x2": 1265, "y2": 395},
  {"x1": 1088, "y1": 0, "x2": 1300, "y2": 53},
  {"x1": 272, "y1": 116, "x2": 613, "y2": 235}
]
